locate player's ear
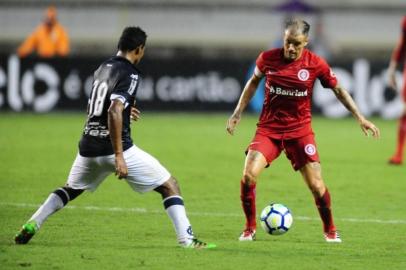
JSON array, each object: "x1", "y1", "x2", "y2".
[{"x1": 134, "y1": 45, "x2": 144, "y2": 56}]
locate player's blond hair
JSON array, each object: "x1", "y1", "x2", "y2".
[{"x1": 285, "y1": 18, "x2": 310, "y2": 36}]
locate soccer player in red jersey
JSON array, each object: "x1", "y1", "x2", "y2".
[
  {"x1": 226, "y1": 18, "x2": 380, "y2": 243},
  {"x1": 388, "y1": 16, "x2": 406, "y2": 165}
]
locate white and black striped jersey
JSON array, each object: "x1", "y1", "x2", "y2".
[{"x1": 79, "y1": 56, "x2": 140, "y2": 157}]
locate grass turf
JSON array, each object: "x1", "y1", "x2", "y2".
[{"x1": 0, "y1": 113, "x2": 405, "y2": 270}]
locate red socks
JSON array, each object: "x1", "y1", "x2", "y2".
[
  {"x1": 241, "y1": 180, "x2": 336, "y2": 233},
  {"x1": 240, "y1": 180, "x2": 256, "y2": 230},
  {"x1": 394, "y1": 115, "x2": 406, "y2": 161},
  {"x1": 314, "y1": 189, "x2": 336, "y2": 233}
]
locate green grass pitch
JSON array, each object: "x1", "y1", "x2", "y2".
[{"x1": 0, "y1": 113, "x2": 405, "y2": 270}]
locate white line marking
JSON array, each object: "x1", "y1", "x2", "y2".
[{"x1": 2, "y1": 202, "x2": 406, "y2": 225}]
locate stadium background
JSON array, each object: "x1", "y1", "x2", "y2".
[
  {"x1": 1, "y1": 1, "x2": 406, "y2": 270},
  {"x1": 0, "y1": 0, "x2": 405, "y2": 118}
]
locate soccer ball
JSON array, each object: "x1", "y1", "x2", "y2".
[{"x1": 260, "y1": 203, "x2": 293, "y2": 235}]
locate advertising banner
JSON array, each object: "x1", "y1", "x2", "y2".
[{"x1": 0, "y1": 54, "x2": 402, "y2": 118}]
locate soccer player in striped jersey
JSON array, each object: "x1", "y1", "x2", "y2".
[
  {"x1": 227, "y1": 18, "x2": 380, "y2": 243},
  {"x1": 14, "y1": 26, "x2": 215, "y2": 249}
]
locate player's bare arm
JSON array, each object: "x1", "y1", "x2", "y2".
[
  {"x1": 387, "y1": 59, "x2": 398, "y2": 91},
  {"x1": 388, "y1": 24, "x2": 406, "y2": 91},
  {"x1": 108, "y1": 99, "x2": 128, "y2": 179},
  {"x1": 227, "y1": 74, "x2": 261, "y2": 135},
  {"x1": 331, "y1": 84, "x2": 380, "y2": 138}
]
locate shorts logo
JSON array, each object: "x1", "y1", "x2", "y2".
[
  {"x1": 298, "y1": 69, "x2": 310, "y2": 81},
  {"x1": 304, "y1": 144, "x2": 316, "y2": 156},
  {"x1": 187, "y1": 226, "x2": 194, "y2": 236}
]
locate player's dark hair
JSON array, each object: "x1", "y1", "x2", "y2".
[
  {"x1": 117, "y1": 26, "x2": 147, "y2": 52},
  {"x1": 285, "y1": 18, "x2": 310, "y2": 36}
]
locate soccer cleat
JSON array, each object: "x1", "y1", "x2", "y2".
[
  {"x1": 324, "y1": 230, "x2": 342, "y2": 243},
  {"x1": 183, "y1": 238, "x2": 216, "y2": 249},
  {"x1": 388, "y1": 157, "x2": 402, "y2": 165},
  {"x1": 238, "y1": 228, "x2": 256, "y2": 241},
  {"x1": 14, "y1": 221, "x2": 38, "y2": 244}
]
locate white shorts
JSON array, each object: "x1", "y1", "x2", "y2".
[{"x1": 66, "y1": 145, "x2": 171, "y2": 193}]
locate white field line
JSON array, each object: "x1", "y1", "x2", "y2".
[{"x1": 2, "y1": 202, "x2": 406, "y2": 225}]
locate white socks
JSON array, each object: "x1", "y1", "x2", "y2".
[
  {"x1": 29, "y1": 193, "x2": 64, "y2": 229},
  {"x1": 28, "y1": 192, "x2": 195, "y2": 246},
  {"x1": 163, "y1": 196, "x2": 194, "y2": 245}
]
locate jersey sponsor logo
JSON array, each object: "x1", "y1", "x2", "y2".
[
  {"x1": 304, "y1": 144, "x2": 316, "y2": 156},
  {"x1": 83, "y1": 124, "x2": 109, "y2": 137},
  {"x1": 297, "y1": 69, "x2": 310, "y2": 81},
  {"x1": 269, "y1": 85, "x2": 308, "y2": 97}
]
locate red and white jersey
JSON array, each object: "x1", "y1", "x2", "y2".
[{"x1": 255, "y1": 48, "x2": 337, "y2": 139}]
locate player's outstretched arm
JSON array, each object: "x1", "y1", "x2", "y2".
[
  {"x1": 388, "y1": 21, "x2": 406, "y2": 91},
  {"x1": 226, "y1": 74, "x2": 261, "y2": 135},
  {"x1": 331, "y1": 85, "x2": 380, "y2": 138}
]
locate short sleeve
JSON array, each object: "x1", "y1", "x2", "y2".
[
  {"x1": 255, "y1": 52, "x2": 265, "y2": 77},
  {"x1": 317, "y1": 58, "x2": 337, "y2": 89},
  {"x1": 110, "y1": 72, "x2": 139, "y2": 104}
]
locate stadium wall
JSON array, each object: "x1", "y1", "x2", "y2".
[
  {"x1": 0, "y1": 54, "x2": 402, "y2": 119},
  {"x1": 0, "y1": 4, "x2": 404, "y2": 58}
]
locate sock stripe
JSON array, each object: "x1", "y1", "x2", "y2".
[
  {"x1": 59, "y1": 188, "x2": 71, "y2": 201},
  {"x1": 162, "y1": 195, "x2": 182, "y2": 204},
  {"x1": 163, "y1": 196, "x2": 184, "y2": 209},
  {"x1": 53, "y1": 188, "x2": 69, "y2": 205}
]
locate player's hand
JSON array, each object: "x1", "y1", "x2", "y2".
[
  {"x1": 130, "y1": 106, "x2": 141, "y2": 122},
  {"x1": 226, "y1": 113, "x2": 241, "y2": 135},
  {"x1": 359, "y1": 118, "x2": 380, "y2": 139},
  {"x1": 114, "y1": 154, "x2": 128, "y2": 179}
]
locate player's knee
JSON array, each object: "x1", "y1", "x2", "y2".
[
  {"x1": 53, "y1": 187, "x2": 84, "y2": 206},
  {"x1": 155, "y1": 176, "x2": 181, "y2": 197},
  {"x1": 242, "y1": 171, "x2": 257, "y2": 185},
  {"x1": 167, "y1": 176, "x2": 181, "y2": 192}
]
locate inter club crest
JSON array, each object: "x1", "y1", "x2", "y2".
[
  {"x1": 297, "y1": 69, "x2": 310, "y2": 81},
  {"x1": 304, "y1": 144, "x2": 316, "y2": 156}
]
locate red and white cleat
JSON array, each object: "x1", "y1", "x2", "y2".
[
  {"x1": 324, "y1": 230, "x2": 342, "y2": 243},
  {"x1": 238, "y1": 229, "x2": 256, "y2": 241}
]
